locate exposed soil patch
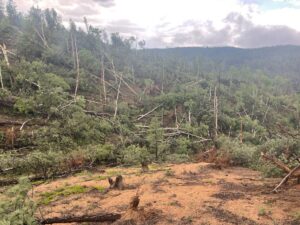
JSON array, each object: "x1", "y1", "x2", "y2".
[
  {"x1": 30, "y1": 162, "x2": 300, "y2": 225},
  {"x1": 212, "y1": 191, "x2": 245, "y2": 200},
  {"x1": 206, "y1": 206, "x2": 259, "y2": 225}
]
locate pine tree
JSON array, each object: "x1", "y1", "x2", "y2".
[
  {"x1": 0, "y1": 0, "x2": 4, "y2": 20},
  {"x1": 6, "y1": 0, "x2": 19, "y2": 26}
]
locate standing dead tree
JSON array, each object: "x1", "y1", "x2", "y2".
[
  {"x1": 101, "y1": 56, "x2": 107, "y2": 104},
  {"x1": 73, "y1": 37, "x2": 80, "y2": 100},
  {"x1": 213, "y1": 86, "x2": 218, "y2": 138},
  {"x1": 0, "y1": 64, "x2": 3, "y2": 89},
  {"x1": 0, "y1": 43, "x2": 10, "y2": 67},
  {"x1": 114, "y1": 75, "x2": 122, "y2": 119}
]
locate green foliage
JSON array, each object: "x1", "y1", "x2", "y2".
[
  {"x1": 146, "y1": 118, "x2": 165, "y2": 160},
  {"x1": 39, "y1": 185, "x2": 90, "y2": 205},
  {"x1": 122, "y1": 145, "x2": 150, "y2": 165},
  {"x1": 216, "y1": 136, "x2": 256, "y2": 167},
  {"x1": 1, "y1": 2, "x2": 300, "y2": 183},
  {"x1": 175, "y1": 137, "x2": 191, "y2": 155},
  {"x1": 0, "y1": 178, "x2": 37, "y2": 225},
  {"x1": 25, "y1": 150, "x2": 65, "y2": 178},
  {"x1": 165, "y1": 153, "x2": 190, "y2": 163}
]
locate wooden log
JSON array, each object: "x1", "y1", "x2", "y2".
[
  {"x1": 261, "y1": 153, "x2": 291, "y2": 173},
  {"x1": 273, "y1": 164, "x2": 300, "y2": 193},
  {"x1": 261, "y1": 153, "x2": 300, "y2": 177},
  {"x1": 38, "y1": 213, "x2": 121, "y2": 224}
]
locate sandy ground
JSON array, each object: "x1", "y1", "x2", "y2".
[{"x1": 33, "y1": 162, "x2": 300, "y2": 225}]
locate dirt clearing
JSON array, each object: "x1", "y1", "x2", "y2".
[{"x1": 32, "y1": 163, "x2": 300, "y2": 225}]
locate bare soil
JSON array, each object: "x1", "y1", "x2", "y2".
[{"x1": 33, "y1": 163, "x2": 300, "y2": 225}]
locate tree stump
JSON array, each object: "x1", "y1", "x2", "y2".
[
  {"x1": 108, "y1": 175, "x2": 124, "y2": 190},
  {"x1": 141, "y1": 162, "x2": 149, "y2": 173}
]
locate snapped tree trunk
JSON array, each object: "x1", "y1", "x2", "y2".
[
  {"x1": 74, "y1": 37, "x2": 80, "y2": 100},
  {"x1": 213, "y1": 86, "x2": 218, "y2": 138},
  {"x1": 114, "y1": 76, "x2": 122, "y2": 119},
  {"x1": 101, "y1": 56, "x2": 107, "y2": 104},
  {"x1": 0, "y1": 65, "x2": 4, "y2": 89}
]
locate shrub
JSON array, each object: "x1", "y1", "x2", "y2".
[
  {"x1": 86, "y1": 144, "x2": 116, "y2": 164},
  {"x1": 175, "y1": 137, "x2": 191, "y2": 155},
  {"x1": 165, "y1": 153, "x2": 190, "y2": 163},
  {"x1": 0, "y1": 178, "x2": 37, "y2": 225},
  {"x1": 215, "y1": 136, "x2": 256, "y2": 167},
  {"x1": 25, "y1": 150, "x2": 65, "y2": 178},
  {"x1": 122, "y1": 145, "x2": 151, "y2": 166}
]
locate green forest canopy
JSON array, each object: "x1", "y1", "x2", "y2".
[{"x1": 0, "y1": 0, "x2": 300, "y2": 179}]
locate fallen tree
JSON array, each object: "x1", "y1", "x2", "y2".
[
  {"x1": 0, "y1": 165, "x2": 98, "y2": 187},
  {"x1": 261, "y1": 152, "x2": 300, "y2": 192},
  {"x1": 38, "y1": 213, "x2": 121, "y2": 224}
]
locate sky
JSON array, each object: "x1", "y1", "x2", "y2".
[{"x1": 12, "y1": 0, "x2": 300, "y2": 48}]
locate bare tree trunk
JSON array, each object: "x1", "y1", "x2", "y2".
[
  {"x1": 240, "y1": 118, "x2": 243, "y2": 143},
  {"x1": 0, "y1": 44, "x2": 10, "y2": 67},
  {"x1": 161, "y1": 64, "x2": 164, "y2": 94},
  {"x1": 137, "y1": 104, "x2": 163, "y2": 121},
  {"x1": 175, "y1": 106, "x2": 179, "y2": 129},
  {"x1": 214, "y1": 86, "x2": 218, "y2": 138},
  {"x1": 70, "y1": 33, "x2": 76, "y2": 69},
  {"x1": 0, "y1": 65, "x2": 4, "y2": 89},
  {"x1": 74, "y1": 37, "x2": 80, "y2": 100},
  {"x1": 114, "y1": 76, "x2": 122, "y2": 119},
  {"x1": 101, "y1": 56, "x2": 107, "y2": 104},
  {"x1": 41, "y1": 18, "x2": 49, "y2": 48},
  {"x1": 188, "y1": 110, "x2": 191, "y2": 125},
  {"x1": 272, "y1": 164, "x2": 300, "y2": 193},
  {"x1": 38, "y1": 213, "x2": 121, "y2": 224}
]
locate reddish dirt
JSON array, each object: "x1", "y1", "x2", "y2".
[{"x1": 33, "y1": 163, "x2": 300, "y2": 225}]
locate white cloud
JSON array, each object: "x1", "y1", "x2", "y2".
[{"x1": 12, "y1": 0, "x2": 300, "y2": 47}]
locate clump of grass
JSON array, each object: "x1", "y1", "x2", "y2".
[
  {"x1": 292, "y1": 211, "x2": 300, "y2": 220},
  {"x1": 39, "y1": 185, "x2": 89, "y2": 205},
  {"x1": 258, "y1": 207, "x2": 266, "y2": 216},
  {"x1": 96, "y1": 175, "x2": 107, "y2": 180},
  {"x1": 31, "y1": 180, "x2": 45, "y2": 186},
  {"x1": 203, "y1": 179, "x2": 215, "y2": 184},
  {"x1": 93, "y1": 185, "x2": 106, "y2": 192},
  {"x1": 258, "y1": 207, "x2": 272, "y2": 216},
  {"x1": 106, "y1": 170, "x2": 122, "y2": 176},
  {"x1": 181, "y1": 216, "x2": 193, "y2": 224},
  {"x1": 165, "y1": 169, "x2": 175, "y2": 177}
]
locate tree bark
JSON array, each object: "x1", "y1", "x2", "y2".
[
  {"x1": 74, "y1": 37, "x2": 80, "y2": 100},
  {"x1": 137, "y1": 104, "x2": 163, "y2": 121},
  {"x1": 114, "y1": 76, "x2": 122, "y2": 119},
  {"x1": 38, "y1": 213, "x2": 121, "y2": 224},
  {"x1": 0, "y1": 64, "x2": 4, "y2": 89},
  {"x1": 0, "y1": 43, "x2": 10, "y2": 67},
  {"x1": 101, "y1": 56, "x2": 107, "y2": 104},
  {"x1": 273, "y1": 164, "x2": 300, "y2": 193},
  {"x1": 214, "y1": 86, "x2": 218, "y2": 138}
]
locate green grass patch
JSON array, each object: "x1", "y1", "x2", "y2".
[
  {"x1": 106, "y1": 170, "x2": 122, "y2": 176},
  {"x1": 93, "y1": 185, "x2": 106, "y2": 192},
  {"x1": 96, "y1": 175, "x2": 108, "y2": 180},
  {"x1": 292, "y1": 211, "x2": 300, "y2": 220},
  {"x1": 39, "y1": 185, "x2": 89, "y2": 205}
]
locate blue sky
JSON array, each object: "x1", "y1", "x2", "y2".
[{"x1": 13, "y1": 0, "x2": 300, "y2": 48}]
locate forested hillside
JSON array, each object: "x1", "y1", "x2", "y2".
[{"x1": 1, "y1": 0, "x2": 300, "y2": 184}]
